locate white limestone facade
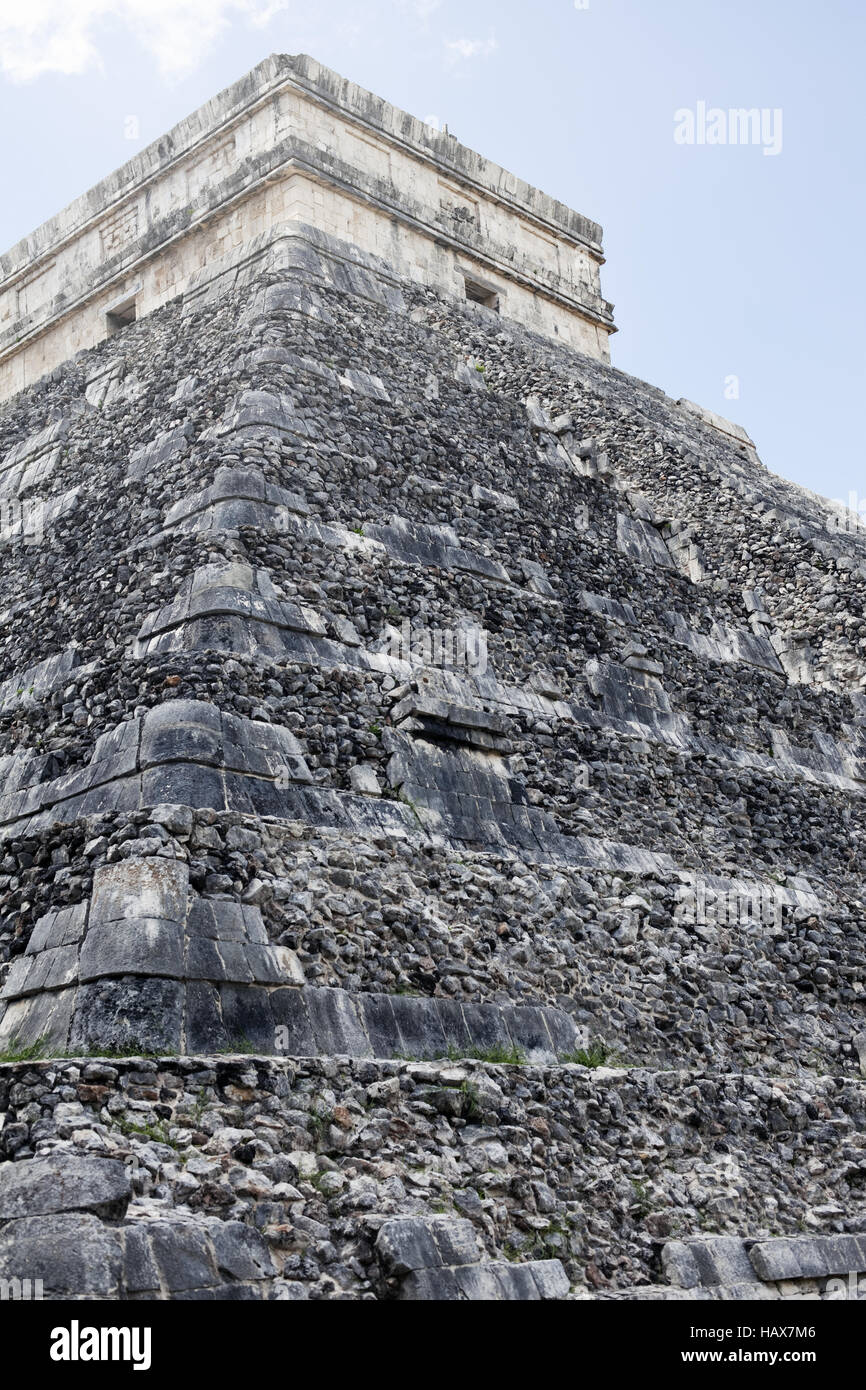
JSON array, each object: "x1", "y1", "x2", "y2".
[{"x1": 0, "y1": 55, "x2": 617, "y2": 401}]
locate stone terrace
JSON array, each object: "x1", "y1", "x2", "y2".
[{"x1": 0, "y1": 221, "x2": 863, "y2": 1299}]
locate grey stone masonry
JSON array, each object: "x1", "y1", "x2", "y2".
[
  {"x1": 375, "y1": 1216, "x2": 569, "y2": 1300},
  {"x1": 2, "y1": 74, "x2": 866, "y2": 1302},
  {"x1": 606, "y1": 1233, "x2": 866, "y2": 1300},
  {"x1": 0, "y1": 1154, "x2": 276, "y2": 1300},
  {"x1": 0, "y1": 1154, "x2": 131, "y2": 1221},
  {"x1": 0, "y1": 855, "x2": 578, "y2": 1060}
]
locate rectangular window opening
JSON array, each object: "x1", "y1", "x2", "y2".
[
  {"x1": 463, "y1": 277, "x2": 499, "y2": 311},
  {"x1": 106, "y1": 297, "x2": 137, "y2": 335}
]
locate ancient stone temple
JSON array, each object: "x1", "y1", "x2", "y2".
[{"x1": 0, "y1": 55, "x2": 864, "y2": 1303}]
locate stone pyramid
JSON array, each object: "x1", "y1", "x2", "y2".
[{"x1": 0, "y1": 56, "x2": 864, "y2": 1303}]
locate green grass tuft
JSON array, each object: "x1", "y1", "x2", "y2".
[
  {"x1": 0, "y1": 1036, "x2": 50, "y2": 1064},
  {"x1": 560, "y1": 1040, "x2": 625, "y2": 1068}
]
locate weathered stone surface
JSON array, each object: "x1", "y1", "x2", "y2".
[
  {"x1": 0, "y1": 1055, "x2": 860, "y2": 1303},
  {"x1": 0, "y1": 1155, "x2": 131, "y2": 1220},
  {"x1": 0, "y1": 55, "x2": 864, "y2": 1306},
  {"x1": 69, "y1": 977, "x2": 185, "y2": 1055},
  {"x1": 375, "y1": 1214, "x2": 567, "y2": 1300},
  {"x1": 0, "y1": 1214, "x2": 123, "y2": 1297},
  {"x1": 749, "y1": 1235, "x2": 866, "y2": 1283}
]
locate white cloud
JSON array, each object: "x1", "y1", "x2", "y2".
[
  {"x1": 445, "y1": 36, "x2": 498, "y2": 62},
  {"x1": 0, "y1": 0, "x2": 289, "y2": 83}
]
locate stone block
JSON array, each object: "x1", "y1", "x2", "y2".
[
  {"x1": 500, "y1": 1005, "x2": 556, "y2": 1061},
  {"x1": 0, "y1": 986, "x2": 76, "y2": 1050},
  {"x1": 428, "y1": 1218, "x2": 484, "y2": 1268},
  {"x1": 389, "y1": 994, "x2": 448, "y2": 1060},
  {"x1": 714, "y1": 1282, "x2": 783, "y2": 1302},
  {"x1": 491, "y1": 1263, "x2": 543, "y2": 1300},
  {"x1": 396, "y1": 1268, "x2": 465, "y2": 1300},
  {"x1": 209, "y1": 1221, "x2": 276, "y2": 1281},
  {"x1": 306, "y1": 987, "x2": 371, "y2": 1057},
  {"x1": 348, "y1": 763, "x2": 381, "y2": 795},
  {"x1": 247, "y1": 943, "x2": 304, "y2": 986},
  {"x1": 662, "y1": 1240, "x2": 702, "y2": 1289},
  {"x1": 750, "y1": 1235, "x2": 866, "y2": 1283},
  {"x1": 0, "y1": 1214, "x2": 123, "y2": 1297},
  {"x1": 26, "y1": 902, "x2": 88, "y2": 955},
  {"x1": 460, "y1": 1001, "x2": 514, "y2": 1054},
  {"x1": 376, "y1": 1219, "x2": 443, "y2": 1276},
  {"x1": 185, "y1": 981, "x2": 227, "y2": 1054},
  {"x1": 452, "y1": 1263, "x2": 507, "y2": 1299},
  {"x1": 121, "y1": 1226, "x2": 162, "y2": 1294},
  {"x1": 148, "y1": 1222, "x2": 219, "y2": 1293},
  {"x1": 90, "y1": 858, "x2": 189, "y2": 926},
  {"x1": 527, "y1": 1260, "x2": 571, "y2": 1299},
  {"x1": 433, "y1": 998, "x2": 473, "y2": 1052},
  {"x1": 537, "y1": 1006, "x2": 579, "y2": 1055},
  {"x1": 141, "y1": 761, "x2": 226, "y2": 810},
  {"x1": 218, "y1": 984, "x2": 275, "y2": 1052},
  {"x1": 79, "y1": 918, "x2": 185, "y2": 981},
  {"x1": 0, "y1": 1155, "x2": 131, "y2": 1221},
  {"x1": 359, "y1": 993, "x2": 401, "y2": 1057},
  {"x1": 211, "y1": 940, "x2": 253, "y2": 984},
  {"x1": 271, "y1": 987, "x2": 317, "y2": 1056},
  {"x1": 185, "y1": 935, "x2": 226, "y2": 981},
  {"x1": 70, "y1": 977, "x2": 185, "y2": 1054},
  {"x1": 520, "y1": 560, "x2": 555, "y2": 596},
  {"x1": 685, "y1": 1237, "x2": 761, "y2": 1287}
]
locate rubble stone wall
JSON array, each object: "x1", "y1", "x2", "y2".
[{"x1": 0, "y1": 206, "x2": 863, "y2": 1299}]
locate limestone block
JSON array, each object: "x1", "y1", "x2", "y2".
[
  {"x1": 0, "y1": 1214, "x2": 123, "y2": 1298},
  {"x1": 127, "y1": 424, "x2": 190, "y2": 482},
  {"x1": 376, "y1": 1219, "x2": 448, "y2": 1275},
  {"x1": 69, "y1": 977, "x2": 185, "y2": 1055},
  {"x1": 348, "y1": 763, "x2": 382, "y2": 795},
  {"x1": 79, "y1": 918, "x2": 185, "y2": 981},
  {"x1": 147, "y1": 1223, "x2": 219, "y2": 1293},
  {"x1": 90, "y1": 859, "x2": 189, "y2": 926},
  {"x1": 683, "y1": 1237, "x2": 761, "y2": 1286},
  {"x1": 0, "y1": 1155, "x2": 131, "y2": 1221},
  {"x1": 661, "y1": 1241, "x2": 704, "y2": 1289},
  {"x1": 749, "y1": 1235, "x2": 866, "y2": 1283},
  {"x1": 616, "y1": 513, "x2": 675, "y2": 570},
  {"x1": 122, "y1": 1225, "x2": 162, "y2": 1294},
  {"x1": 219, "y1": 389, "x2": 304, "y2": 438},
  {"x1": 520, "y1": 559, "x2": 555, "y2": 596},
  {"x1": 209, "y1": 1221, "x2": 276, "y2": 1281}
]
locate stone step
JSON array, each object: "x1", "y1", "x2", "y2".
[
  {"x1": 374, "y1": 1216, "x2": 569, "y2": 1301},
  {"x1": 604, "y1": 1232, "x2": 866, "y2": 1300},
  {"x1": 0, "y1": 856, "x2": 579, "y2": 1058}
]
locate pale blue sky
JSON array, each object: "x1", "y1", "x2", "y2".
[{"x1": 1, "y1": 0, "x2": 863, "y2": 506}]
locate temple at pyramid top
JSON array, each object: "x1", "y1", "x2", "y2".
[{"x1": 0, "y1": 53, "x2": 617, "y2": 400}]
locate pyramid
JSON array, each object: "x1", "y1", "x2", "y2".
[{"x1": 0, "y1": 56, "x2": 864, "y2": 1303}]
